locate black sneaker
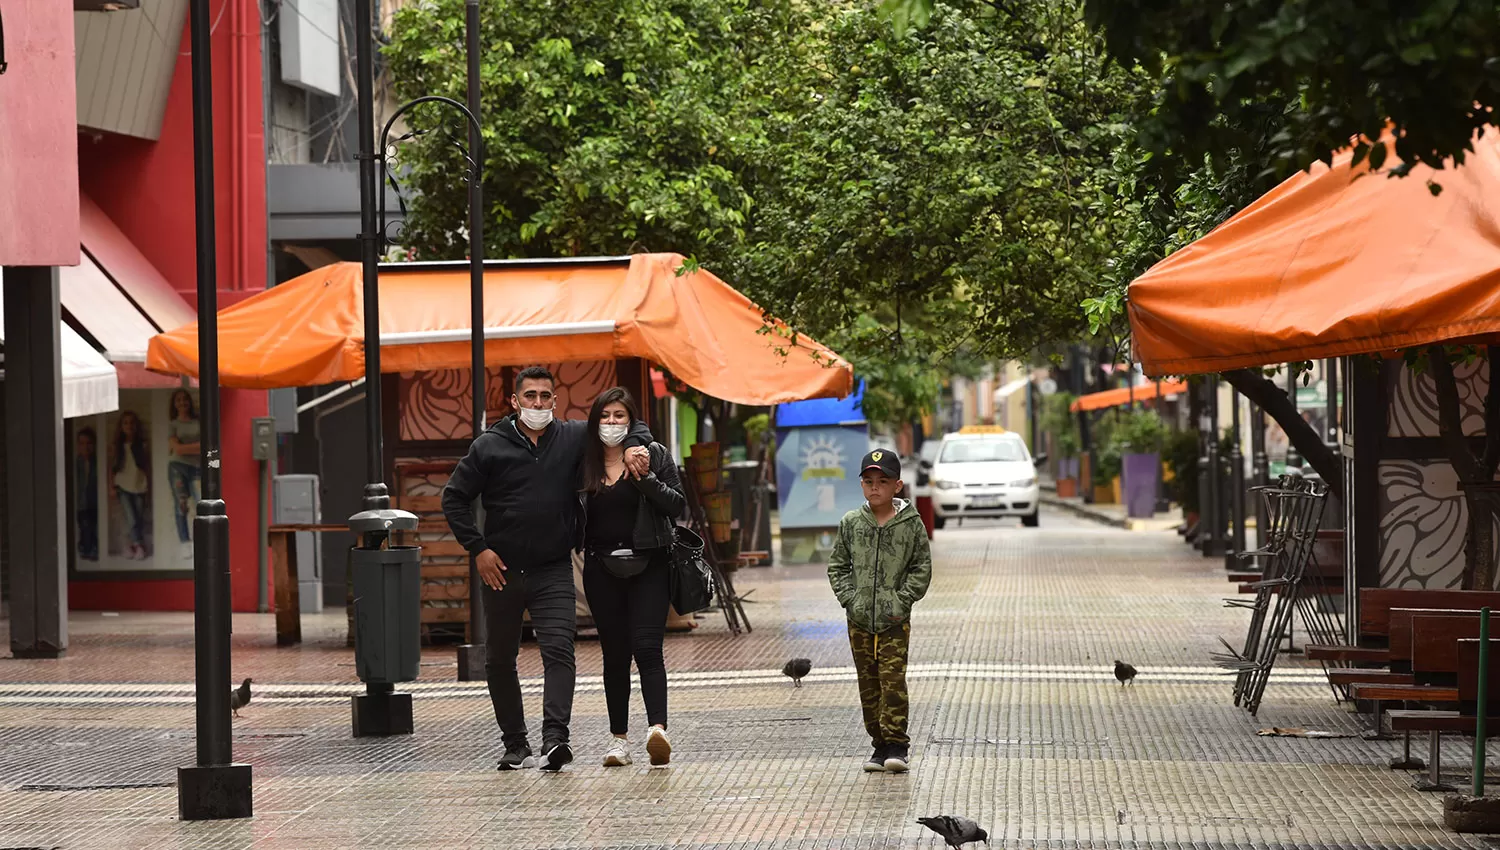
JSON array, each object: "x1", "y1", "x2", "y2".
[
  {"x1": 863, "y1": 744, "x2": 888, "y2": 773},
  {"x1": 540, "y1": 741, "x2": 573, "y2": 772},
  {"x1": 883, "y1": 743, "x2": 910, "y2": 773},
  {"x1": 497, "y1": 743, "x2": 537, "y2": 771}
]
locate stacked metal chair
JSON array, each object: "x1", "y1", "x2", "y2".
[{"x1": 1212, "y1": 475, "x2": 1329, "y2": 715}]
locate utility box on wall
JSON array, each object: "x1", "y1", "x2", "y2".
[{"x1": 274, "y1": 474, "x2": 323, "y2": 613}]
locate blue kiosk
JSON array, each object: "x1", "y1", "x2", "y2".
[{"x1": 774, "y1": 381, "x2": 869, "y2": 564}]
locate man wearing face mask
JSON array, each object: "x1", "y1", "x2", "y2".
[{"x1": 442, "y1": 365, "x2": 652, "y2": 773}]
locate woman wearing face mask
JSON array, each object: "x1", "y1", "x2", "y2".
[{"x1": 577, "y1": 386, "x2": 686, "y2": 768}]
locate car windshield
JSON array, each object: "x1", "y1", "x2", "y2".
[{"x1": 939, "y1": 439, "x2": 1028, "y2": 463}]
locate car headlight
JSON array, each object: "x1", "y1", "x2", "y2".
[
  {"x1": 1009, "y1": 477, "x2": 1036, "y2": 488},
  {"x1": 934, "y1": 479, "x2": 962, "y2": 491}
]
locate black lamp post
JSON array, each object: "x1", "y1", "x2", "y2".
[
  {"x1": 177, "y1": 0, "x2": 251, "y2": 819},
  {"x1": 1201, "y1": 377, "x2": 1224, "y2": 557},
  {"x1": 1225, "y1": 388, "x2": 1247, "y2": 569},
  {"x1": 358, "y1": 0, "x2": 487, "y2": 682}
]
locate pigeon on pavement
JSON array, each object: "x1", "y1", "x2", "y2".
[
  {"x1": 917, "y1": 815, "x2": 989, "y2": 847},
  {"x1": 231, "y1": 678, "x2": 253, "y2": 718},
  {"x1": 1114, "y1": 660, "x2": 1138, "y2": 687},
  {"x1": 782, "y1": 658, "x2": 812, "y2": 687}
]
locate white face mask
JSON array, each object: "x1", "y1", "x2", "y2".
[
  {"x1": 598, "y1": 423, "x2": 629, "y2": 447},
  {"x1": 517, "y1": 407, "x2": 554, "y2": 431}
]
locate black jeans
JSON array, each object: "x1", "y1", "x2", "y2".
[
  {"x1": 483, "y1": 561, "x2": 577, "y2": 749},
  {"x1": 582, "y1": 551, "x2": 670, "y2": 735}
]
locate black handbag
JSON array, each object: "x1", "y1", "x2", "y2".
[
  {"x1": 596, "y1": 548, "x2": 652, "y2": 579},
  {"x1": 668, "y1": 525, "x2": 716, "y2": 614}
]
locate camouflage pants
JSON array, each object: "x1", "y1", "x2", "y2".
[{"x1": 848, "y1": 621, "x2": 910, "y2": 746}]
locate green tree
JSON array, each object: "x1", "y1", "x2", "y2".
[
  {"x1": 887, "y1": 0, "x2": 1500, "y2": 182},
  {"x1": 728, "y1": 2, "x2": 1150, "y2": 417},
  {"x1": 384, "y1": 0, "x2": 799, "y2": 261},
  {"x1": 384, "y1": 0, "x2": 1144, "y2": 431}
]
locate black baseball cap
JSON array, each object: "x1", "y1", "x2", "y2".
[{"x1": 859, "y1": 449, "x2": 901, "y2": 479}]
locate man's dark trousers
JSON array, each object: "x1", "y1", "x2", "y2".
[{"x1": 483, "y1": 560, "x2": 576, "y2": 749}]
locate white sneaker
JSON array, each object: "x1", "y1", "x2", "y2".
[
  {"x1": 602, "y1": 734, "x2": 631, "y2": 767},
  {"x1": 646, "y1": 726, "x2": 671, "y2": 766}
]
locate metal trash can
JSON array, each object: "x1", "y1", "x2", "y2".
[{"x1": 349, "y1": 508, "x2": 421, "y2": 685}]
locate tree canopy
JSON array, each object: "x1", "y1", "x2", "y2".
[{"x1": 383, "y1": 0, "x2": 1148, "y2": 426}]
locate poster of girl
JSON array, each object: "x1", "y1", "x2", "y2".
[
  {"x1": 166, "y1": 389, "x2": 201, "y2": 556},
  {"x1": 109, "y1": 409, "x2": 152, "y2": 560}
]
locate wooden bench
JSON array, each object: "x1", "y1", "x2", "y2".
[
  {"x1": 1389, "y1": 635, "x2": 1500, "y2": 791},
  {"x1": 1341, "y1": 610, "x2": 1481, "y2": 759},
  {"x1": 1306, "y1": 588, "x2": 1500, "y2": 662}
]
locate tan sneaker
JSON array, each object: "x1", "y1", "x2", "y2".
[
  {"x1": 646, "y1": 726, "x2": 671, "y2": 766},
  {"x1": 602, "y1": 734, "x2": 631, "y2": 767}
]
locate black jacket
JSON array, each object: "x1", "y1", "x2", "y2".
[
  {"x1": 578, "y1": 442, "x2": 687, "y2": 553},
  {"x1": 441, "y1": 414, "x2": 651, "y2": 568}
]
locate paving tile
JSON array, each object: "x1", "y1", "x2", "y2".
[{"x1": 0, "y1": 513, "x2": 1490, "y2": 849}]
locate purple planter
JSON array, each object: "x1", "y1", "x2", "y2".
[
  {"x1": 1058, "y1": 457, "x2": 1079, "y2": 482},
  {"x1": 1121, "y1": 452, "x2": 1159, "y2": 519}
]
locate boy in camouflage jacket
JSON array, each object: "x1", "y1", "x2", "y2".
[{"x1": 827, "y1": 449, "x2": 933, "y2": 772}]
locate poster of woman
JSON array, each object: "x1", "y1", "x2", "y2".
[
  {"x1": 166, "y1": 388, "x2": 201, "y2": 558},
  {"x1": 108, "y1": 408, "x2": 153, "y2": 560}
]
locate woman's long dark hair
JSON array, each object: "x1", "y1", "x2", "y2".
[
  {"x1": 112, "y1": 411, "x2": 149, "y2": 476},
  {"x1": 169, "y1": 388, "x2": 198, "y2": 421},
  {"x1": 580, "y1": 386, "x2": 641, "y2": 495}
]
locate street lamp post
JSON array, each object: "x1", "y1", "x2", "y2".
[
  {"x1": 1250, "y1": 401, "x2": 1270, "y2": 547},
  {"x1": 366, "y1": 75, "x2": 487, "y2": 686},
  {"x1": 1202, "y1": 378, "x2": 1224, "y2": 557},
  {"x1": 1225, "y1": 389, "x2": 1247, "y2": 569},
  {"x1": 177, "y1": 0, "x2": 252, "y2": 819},
  {"x1": 457, "y1": 0, "x2": 488, "y2": 682}
]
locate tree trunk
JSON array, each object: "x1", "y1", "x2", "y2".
[
  {"x1": 1428, "y1": 345, "x2": 1500, "y2": 590},
  {"x1": 1463, "y1": 492, "x2": 1496, "y2": 591},
  {"x1": 1221, "y1": 369, "x2": 1343, "y2": 497}
]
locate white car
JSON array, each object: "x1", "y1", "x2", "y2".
[{"x1": 930, "y1": 431, "x2": 1043, "y2": 528}]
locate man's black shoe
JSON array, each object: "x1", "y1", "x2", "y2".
[
  {"x1": 497, "y1": 743, "x2": 537, "y2": 771},
  {"x1": 540, "y1": 742, "x2": 573, "y2": 772},
  {"x1": 883, "y1": 743, "x2": 910, "y2": 773},
  {"x1": 864, "y1": 743, "x2": 888, "y2": 772}
]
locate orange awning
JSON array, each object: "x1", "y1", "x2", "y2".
[
  {"x1": 145, "y1": 253, "x2": 853, "y2": 405},
  {"x1": 1070, "y1": 380, "x2": 1188, "y2": 413},
  {"x1": 1128, "y1": 130, "x2": 1500, "y2": 376}
]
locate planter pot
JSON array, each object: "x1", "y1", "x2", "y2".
[
  {"x1": 1093, "y1": 483, "x2": 1116, "y2": 504},
  {"x1": 1056, "y1": 478, "x2": 1078, "y2": 499},
  {"x1": 1058, "y1": 457, "x2": 1080, "y2": 482},
  {"x1": 1122, "y1": 452, "x2": 1160, "y2": 519}
]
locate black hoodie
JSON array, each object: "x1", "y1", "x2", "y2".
[{"x1": 441, "y1": 414, "x2": 652, "y2": 569}]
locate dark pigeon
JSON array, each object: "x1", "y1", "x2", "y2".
[
  {"x1": 231, "y1": 678, "x2": 253, "y2": 718},
  {"x1": 782, "y1": 658, "x2": 812, "y2": 687},
  {"x1": 918, "y1": 815, "x2": 988, "y2": 848},
  {"x1": 1114, "y1": 660, "x2": 1138, "y2": 687}
]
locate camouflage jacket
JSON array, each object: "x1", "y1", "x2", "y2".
[{"x1": 827, "y1": 499, "x2": 933, "y2": 634}]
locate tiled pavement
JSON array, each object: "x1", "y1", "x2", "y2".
[{"x1": 0, "y1": 509, "x2": 1493, "y2": 848}]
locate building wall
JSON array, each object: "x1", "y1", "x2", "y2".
[
  {"x1": 0, "y1": 0, "x2": 80, "y2": 266},
  {"x1": 71, "y1": 0, "x2": 269, "y2": 612},
  {"x1": 1377, "y1": 358, "x2": 1499, "y2": 590}
]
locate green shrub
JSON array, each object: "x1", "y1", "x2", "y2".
[{"x1": 1164, "y1": 430, "x2": 1200, "y2": 512}]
